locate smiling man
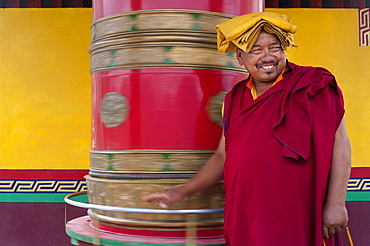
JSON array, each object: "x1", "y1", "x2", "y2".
[{"x1": 144, "y1": 12, "x2": 351, "y2": 246}]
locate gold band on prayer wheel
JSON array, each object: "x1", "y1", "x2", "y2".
[
  {"x1": 86, "y1": 175, "x2": 224, "y2": 228},
  {"x1": 89, "y1": 9, "x2": 247, "y2": 74},
  {"x1": 90, "y1": 150, "x2": 214, "y2": 173}
]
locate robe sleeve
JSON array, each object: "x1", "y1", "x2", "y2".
[{"x1": 273, "y1": 68, "x2": 344, "y2": 163}]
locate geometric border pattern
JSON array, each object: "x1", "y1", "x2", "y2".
[
  {"x1": 0, "y1": 178, "x2": 368, "y2": 193},
  {"x1": 359, "y1": 8, "x2": 370, "y2": 46},
  {"x1": 0, "y1": 180, "x2": 87, "y2": 193},
  {"x1": 347, "y1": 178, "x2": 370, "y2": 191},
  {"x1": 0, "y1": 170, "x2": 368, "y2": 203}
]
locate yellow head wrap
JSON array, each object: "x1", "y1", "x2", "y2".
[{"x1": 216, "y1": 12, "x2": 298, "y2": 53}]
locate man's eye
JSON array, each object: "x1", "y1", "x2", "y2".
[
  {"x1": 271, "y1": 46, "x2": 281, "y2": 51},
  {"x1": 251, "y1": 48, "x2": 262, "y2": 54}
]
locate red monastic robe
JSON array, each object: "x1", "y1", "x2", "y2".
[{"x1": 222, "y1": 62, "x2": 345, "y2": 246}]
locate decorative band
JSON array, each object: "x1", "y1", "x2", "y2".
[
  {"x1": 347, "y1": 178, "x2": 370, "y2": 191},
  {"x1": 90, "y1": 150, "x2": 216, "y2": 154},
  {"x1": 86, "y1": 176, "x2": 224, "y2": 227},
  {"x1": 1, "y1": 178, "x2": 366, "y2": 192},
  {"x1": 89, "y1": 9, "x2": 245, "y2": 73},
  {"x1": 88, "y1": 209, "x2": 224, "y2": 228},
  {"x1": 359, "y1": 8, "x2": 370, "y2": 46},
  {"x1": 86, "y1": 175, "x2": 225, "y2": 225},
  {"x1": 90, "y1": 44, "x2": 243, "y2": 74},
  {"x1": 88, "y1": 219, "x2": 224, "y2": 242},
  {"x1": 0, "y1": 178, "x2": 367, "y2": 192},
  {"x1": 90, "y1": 150, "x2": 214, "y2": 173},
  {"x1": 91, "y1": 9, "x2": 234, "y2": 41},
  {"x1": 0, "y1": 180, "x2": 87, "y2": 193},
  {"x1": 88, "y1": 171, "x2": 194, "y2": 180}
]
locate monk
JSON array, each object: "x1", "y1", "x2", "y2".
[{"x1": 143, "y1": 12, "x2": 351, "y2": 246}]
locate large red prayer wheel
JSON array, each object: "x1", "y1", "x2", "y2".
[{"x1": 85, "y1": 0, "x2": 263, "y2": 243}]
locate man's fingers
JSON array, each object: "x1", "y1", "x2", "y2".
[
  {"x1": 322, "y1": 226, "x2": 329, "y2": 239},
  {"x1": 142, "y1": 192, "x2": 171, "y2": 208},
  {"x1": 323, "y1": 224, "x2": 344, "y2": 239},
  {"x1": 142, "y1": 188, "x2": 186, "y2": 208},
  {"x1": 158, "y1": 202, "x2": 168, "y2": 208},
  {"x1": 322, "y1": 204, "x2": 348, "y2": 240},
  {"x1": 142, "y1": 194, "x2": 156, "y2": 203},
  {"x1": 328, "y1": 226, "x2": 337, "y2": 237},
  {"x1": 142, "y1": 193, "x2": 164, "y2": 202}
]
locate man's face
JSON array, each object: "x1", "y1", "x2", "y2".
[{"x1": 236, "y1": 31, "x2": 286, "y2": 84}]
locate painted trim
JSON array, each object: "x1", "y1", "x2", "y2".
[
  {"x1": 359, "y1": 8, "x2": 370, "y2": 46},
  {"x1": 0, "y1": 186, "x2": 88, "y2": 203},
  {"x1": 0, "y1": 192, "x2": 80, "y2": 203},
  {"x1": 350, "y1": 167, "x2": 370, "y2": 177},
  {"x1": 346, "y1": 191, "x2": 370, "y2": 201},
  {"x1": 66, "y1": 227, "x2": 226, "y2": 246},
  {"x1": 0, "y1": 170, "x2": 88, "y2": 203},
  {"x1": 0, "y1": 170, "x2": 88, "y2": 179},
  {"x1": 0, "y1": 179, "x2": 86, "y2": 192},
  {"x1": 1, "y1": 169, "x2": 370, "y2": 202}
]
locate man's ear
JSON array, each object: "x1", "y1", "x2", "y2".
[{"x1": 236, "y1": 49, "x2": 244, "y2": 66}]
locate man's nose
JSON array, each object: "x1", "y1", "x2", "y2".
[{"x1": 260, "y1": 49, "x2": 274, "y2": 62}]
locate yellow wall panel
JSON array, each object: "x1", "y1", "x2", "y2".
[
  {"x1": 0, "y1": 8, "x2": 369, "y2": 169},
  {"x1": 0, "y1": 9, "x2": 92, "y2": 169}
]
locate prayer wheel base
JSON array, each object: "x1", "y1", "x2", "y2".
[
  {"x1": 86, "y1": 175, "x2": 225, "y2": 228},
  {"x1": 66, "y1": 216, "x2": 226, "y2": 246}
]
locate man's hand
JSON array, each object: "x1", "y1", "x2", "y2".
[
  {"x1": 143, "y1": 135, "x2": 226, "y2": 209},
  {"x1": 322, "y1": 203, "x2": 348, "y2": 239},
  {"x1": 142, "y1": 186, "x2": 187, "y2": 208}
]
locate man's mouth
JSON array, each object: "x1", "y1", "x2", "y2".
[{"x1": 259, "y1": 63, "x2": 276, "y2": 72}]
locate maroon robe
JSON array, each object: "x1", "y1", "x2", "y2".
[{"x1": 222, "y1": 62, "x2": 344, "y2": 246}]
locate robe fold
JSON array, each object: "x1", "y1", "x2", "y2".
[{"x1": 222, "y1": 62, "x2": 344, "y2": 246}]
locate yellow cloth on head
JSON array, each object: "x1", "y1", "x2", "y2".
[{"x1": 216, "y1": 12, "x2": 298, "y2": 53}]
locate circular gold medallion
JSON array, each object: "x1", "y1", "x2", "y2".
[
  {"x1": 100, "y1": 92, "x2": 130, "y2": 128},
  {"x1": 206, "y1": 91, "x2": 227, "y2": 128}
]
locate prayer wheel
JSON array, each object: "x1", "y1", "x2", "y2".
[{"x1": 85, "y1": 0, "x2": 263, "y2": 243}]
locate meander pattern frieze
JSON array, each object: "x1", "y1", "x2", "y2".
[
  {"x1": 0, "y1": 180, "x2": 87, "y2": 193},
  {"x1": 359, "y1": 8, "x2": 370, "y2": 46},
  {"x1": 347, "y1": 178, "x2": 370, "y2": 191},
  {"x1": 0, "y1": 178, "x2": 367, "y2": 193}
]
